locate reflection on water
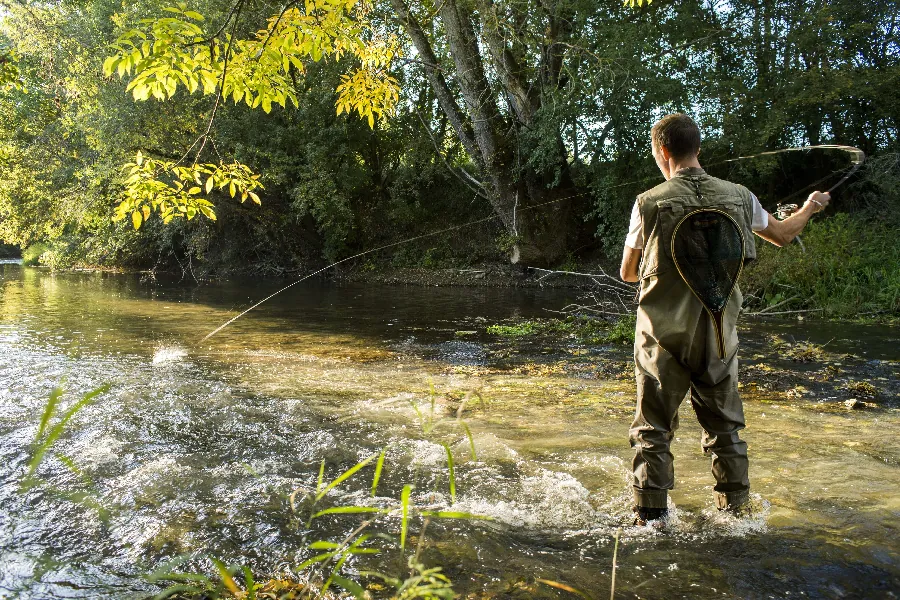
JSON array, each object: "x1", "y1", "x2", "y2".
[{"x1": 0, "y1": 264, "x2": 898, "y2": 599}]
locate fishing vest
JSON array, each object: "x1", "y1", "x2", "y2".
[
  {"x1": 635, "y1": 167, "x2": 757, "y2": 368},
  {"x1": 637, "y1": 168, "x2": 757, "y2": 280}
]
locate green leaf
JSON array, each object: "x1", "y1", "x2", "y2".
[
  {"x1": 102, "y1": 56, "x2": 118, "y2": 76},
  {"x1": 36, "y1": 387, "x2": 63, "y2": 442},
  {"x1": 316, "y1": 459, "x2": 325, "y2": 494},
  {"x1": 443, "y1": 443, "x2": 456, "y2": 504},
  {"x1": 308, "y1": 541, "x2": 342, "y2": 550},
  {"x1": 400, "y1": 484, "x2": 412, "y2": 550},
  {"x1": 461, "y1": 422, "x2": 477, "y2": 460},
  {"x1": 295, "y1": 551, "x2": 338, "y2": 572},
  {"x1": 211, "y1": 558, "x2": 241, "y2": 596},
  {"x1": 315, "y1": 454, "x2": 377, "y2": 502},
  {"x1": 311, "y1": 506, "x2": 388, "y2": 519},
  {"x1": 371, "y1": 447, "x2": 386, "y2": 497},
  {"x1": 419, "y1": 510, "x2": 491, "y2": 520},
  {"x1": 330, "y1": 575, "x2": 365, "y2": 599}
]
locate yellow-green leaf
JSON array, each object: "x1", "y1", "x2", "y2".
[
  {"x1": 132, "y1": 211, "x2": 142, "y2": 230},
  {"x1": 205, "y1": 176, "x2": 214, "y2": 193},
  {"x1": 102, "y1": 56, "x2": 117, "y2": 76}
]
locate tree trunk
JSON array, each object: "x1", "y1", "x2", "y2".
[{"x1": 391, "y1": 0, "x2": 577, "y2": 266}]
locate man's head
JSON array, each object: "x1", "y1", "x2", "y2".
[{"x1": 651, "y1": 114, "x2": 701, "y2": 179}]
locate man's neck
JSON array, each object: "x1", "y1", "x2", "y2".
[{"x1": 668, "y1": 157, "x2": 702, "y2": 175}]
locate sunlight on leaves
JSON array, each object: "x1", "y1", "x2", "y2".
[{"x1": 116, "y1": 151, "x2": 264, "y2": 228}]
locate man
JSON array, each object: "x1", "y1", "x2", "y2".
[{"x1": 620, "y1": 113, "x2": 830, "y2": 524}]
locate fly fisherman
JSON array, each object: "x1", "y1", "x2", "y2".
[{"x1": 619, "y1": 113, "x2": 831, "y2": 524}]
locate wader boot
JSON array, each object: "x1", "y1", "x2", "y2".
[{"x1": 629, "y1": 167, "x2": 757, "y2": 513}]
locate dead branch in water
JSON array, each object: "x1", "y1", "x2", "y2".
[{"x1": 529, "y1": 267, "x2": 638, "y2": 318}]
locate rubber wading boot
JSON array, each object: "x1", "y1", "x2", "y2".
[{"x1": 633, "y1": 506, "x2": 668, "y2": 526}]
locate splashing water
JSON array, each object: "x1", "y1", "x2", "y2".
[{"x1": 152, "y1": 345, "x2": 188, "y2": 364}]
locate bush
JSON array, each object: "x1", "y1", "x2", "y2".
[
  {"x1": 21, "y1": 242, "x2": 48, "y2": 266},
  {"x1": 742, "y1": 214, "x2": 900, "y2": 318}
]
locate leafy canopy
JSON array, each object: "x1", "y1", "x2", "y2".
[{"x1": 104, "y1": 0, "x2": 400, "y2": 228}]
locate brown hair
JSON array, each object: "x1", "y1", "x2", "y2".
[{"x1": 651, "y1": 113, "x2": 701, "y2": 160}]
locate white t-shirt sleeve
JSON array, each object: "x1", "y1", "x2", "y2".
[
  {"x1": 750, "y1": 192, "x2": 769, "y2": 231},
  {"x1": 625, "y1": 192, "x2": 767, "y2": 249},
  {"x1": 624, "y1": 200, "x2": 643, "y2": 249}
]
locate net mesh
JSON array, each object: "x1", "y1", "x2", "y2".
[{"x1": 672, "y1": 210, "x2": 745, "y2": 313}]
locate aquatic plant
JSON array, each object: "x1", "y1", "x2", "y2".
[
  {"x1": 151, "y1": 384, "x2": 490, "y2": 599},
  {"x1": 487, "y1": 315, "x2": 635, "y2": 344},
  {"x1": 20, "y1": 384, "x2": 110, "y2": 515}
]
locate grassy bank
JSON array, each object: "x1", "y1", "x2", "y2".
[{"x1": 742, "y1": 214, "x2": 900, "y2": 319}]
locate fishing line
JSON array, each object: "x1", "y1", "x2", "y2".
[{"x1": 202, "y1": 144, "x2": 864, "y2": 341}]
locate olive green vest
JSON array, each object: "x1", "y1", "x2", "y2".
[{"x1": 635, "y1": 168, "x2": 757, "y2": 370}]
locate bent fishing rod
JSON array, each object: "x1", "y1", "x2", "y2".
[{"x1": 202, "y1": 144, "x2": 865, "y2": 341}]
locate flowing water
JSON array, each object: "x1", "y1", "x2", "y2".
[{"x1": 0, "y1": 263, "x2": 898, "y2": 599}]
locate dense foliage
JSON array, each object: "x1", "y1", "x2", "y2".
[{"x1": 0, "y1": 0, "x2": 898, "y2": 279}]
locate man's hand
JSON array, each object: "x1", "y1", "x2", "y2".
[
  {"x1": 756, "y1": 191, "x2": 831, "y2": 247},
  {"x1": 805, "y1": 190, "x2": 831, "y2": 213}
]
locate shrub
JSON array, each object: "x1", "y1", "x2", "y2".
[
  {"x1": 742, "y1": 214, "x2": 900, "y2": 317},
  {"x1": 21, "y1": 242, "x2": 48, "y2": 266}
]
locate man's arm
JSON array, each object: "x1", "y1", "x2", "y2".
[
  {"x1": 620, "y1": 246, "x2": 642, "y2": 282},
  {"x1": 756, "y1": 191, "x2": 830, "y2": 247}
]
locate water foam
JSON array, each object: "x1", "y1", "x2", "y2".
[{"x1": 152, "y1": 346, "x2": 188, "y2": 364}]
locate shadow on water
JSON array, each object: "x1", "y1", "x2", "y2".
[{"x1": 1, "y1": 264, "x2": 898, "y2": 599}]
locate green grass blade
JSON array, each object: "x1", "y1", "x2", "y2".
[
  {"x1": 36, "y1": 387, "x2": 63, "y2": 442},
  {"x1": 27, "y1": 384, "x2": 109, "y2": 480},
  {"x1": 419, "y1": 510, "x2": 492, "y2": 520},
  {"x1": 330, "y1": 574, "x2": 366, "y2": 599},
  {"x1": 152, "y1": 584, "x2": 206, "y2": 600},
  {"x1": 400, "y1": 484, "x2": 413, "y2": 550},
  {"x1": 144, "y1": 555, "x2": 206, "y2": 583},
  {"x1": 317, "y1": 459, "x2": 325, "y2": 494},
  {"x1": 323, "y1": 536, "x2": 371, "y2": 595},
  {"x1": 55, "y1": 452, "x2": 93, "y2": 487},
  {"x1": 461, "y1": 422, "x2": 477, "y2": 460},
  {"x1": 242, "y1": 566, "x2": 256, "y2": 600},
  {"x1": 295, "y1": 551, "x2": 339, "y2": 572},
  {"x1": 311, "y1": 506, "x2": 388, "y2": 519},
  {"x1": 371, "y1": 447, "x2": 387, "y2": 497},
  {"x1": 308, "y1": 540, "x2": 342, "y2": 550},
  {"x1": 315, "y1": 454, "x2": 377, "y2": 502},
  {"x1": 442, "y1": 443, "x2": 456, "y2": 504},
  {"x1": 211, "y1": 558, "x2": 241, "y2": 597}
]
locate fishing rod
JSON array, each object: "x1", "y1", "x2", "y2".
[{"x1": 202, "y1": 144, "x2": 865, "y2": 341}]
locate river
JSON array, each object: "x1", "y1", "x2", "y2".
[{"x1": 1, "y1": 263, "x2": 898, "y2": 599}]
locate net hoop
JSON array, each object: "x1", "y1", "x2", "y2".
[{"x1": 670, "y1": 208, "x2": 746, "y2": 359}]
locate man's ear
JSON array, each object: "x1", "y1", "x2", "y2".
[{"x1": 659, "y1": 144, "x2": 672, "y2": 161}]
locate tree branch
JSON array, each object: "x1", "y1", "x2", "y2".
[{"x1": 390, "y1": 0, "x2": 481, "y2": 166}]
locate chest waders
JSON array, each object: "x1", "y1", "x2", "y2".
[{"x1": 629, "y1": 168, "x2": 754, "y2": 512}]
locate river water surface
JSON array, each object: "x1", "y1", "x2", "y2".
[{"x1": 1, "y1": 264, "x2": 898, "y2": 599}]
